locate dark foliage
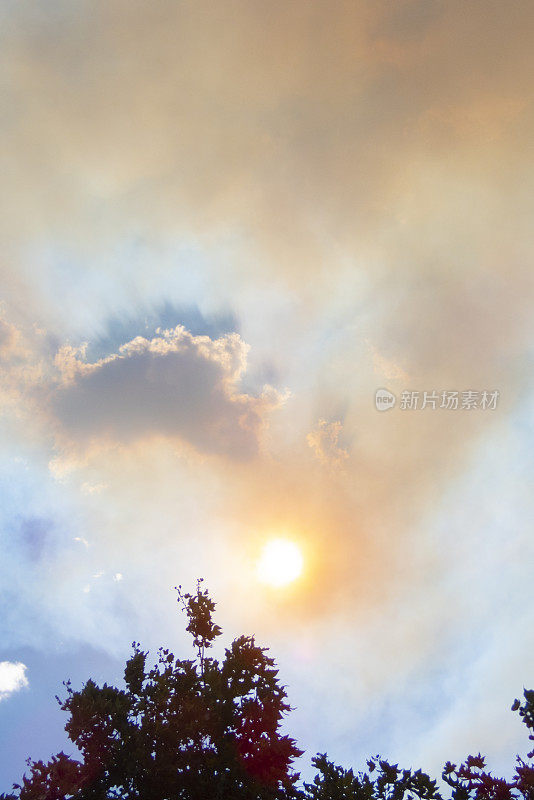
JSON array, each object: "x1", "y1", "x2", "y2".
[
  {"x1": 1, "y1": 581, "x2": 302, "y2": 800},
  {"x1": 1, "y1": 583, "x2": 533, "y2": 800},
  {"x1": 301, "y1": 691, "x2": 534, "y2": 800},
  {"x1": 303, "y1": 752, "x2": 443, "y2": 800}
]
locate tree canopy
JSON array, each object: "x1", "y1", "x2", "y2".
[{"x1": 2, "y1": 581, "x2": 533, "y2": 800}]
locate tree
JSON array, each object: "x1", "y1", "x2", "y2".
[
  {"x1": 302, "y1": 692, "x2": 534, "y2": 800},
  {"x1": 1, "y1": 582, "x2": 533, "y2": 800},
  {"x1": 303, "y1": 753, "x2": 442, "y2": 800},
  {"x1": 2, "y1": 581, "x2": 302, "y2": 800},
  {"x1": 441, "y1": 690, "x2": 534, "y2": 800}
]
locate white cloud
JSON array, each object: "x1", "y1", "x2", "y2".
[
  {"x1": 81, "y1": 481, "x2": 107, "y2": 495},
  {"x1": 0, "y1": 661, "x2": 28, "y2": 701}
]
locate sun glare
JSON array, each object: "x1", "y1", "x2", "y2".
[{"x1": 257, "y1": 538, "x2": 303, "y2": 588}]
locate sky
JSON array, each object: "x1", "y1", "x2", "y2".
[{"x1": 1, "y1": 0, "x2": 534, "y2": 790}]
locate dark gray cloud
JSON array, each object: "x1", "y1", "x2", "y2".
[{"x1": 50, "y1": 327, "x2": 283, "y2": 459}]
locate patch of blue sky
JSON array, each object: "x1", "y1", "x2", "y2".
[
  {"x1": 0, "y1": 451, "x2": 85, "y2": 646},
  {"x1": 21, "y1": 232, "x2": 244, "y2": 343},
  {"x1": 86, "y1": 301, "x2": 239, "y2": 362},
  {"x1": 0, "y1": 643, "x2": 123, "y2": 793}
]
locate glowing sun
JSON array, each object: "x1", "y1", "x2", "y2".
[{"x1": 257, "y1": 538, "x2": 304, "y2": 587}]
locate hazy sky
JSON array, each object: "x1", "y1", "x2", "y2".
[{"x1": 1, "y1": 0, "x2": 533, "y2": 789}]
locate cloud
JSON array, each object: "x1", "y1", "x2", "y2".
[
  {"x1": 366, "y1": 341, "x2": 409, "y2": 383},
  {"x1": 0, "y1": 662, "x2": 28, "y2": 702},
  {"x1": 0, "y1": 0, "x2": 533, "y2": 779},
  {"x1": 0, "y1": 318, "x2": 286, "y2": 462},
  {"x1": 0, "y1": 319, "x2": 19, "y2": 359},
  {"x1": 49, "y1": 326, "x2": 285, "y2": 459},
  {"x1": 3, "y1": 0, "x2": 534, "y2": 315},
  {"x1": 307, "y1": 419, "x2": 349, "y2": 469},
  {"x1": 0, "y1": 0, "x2": 529, "y2": 635},
  {"x1": 86, "y1": 303, "x2": 240, "y2": 362}
]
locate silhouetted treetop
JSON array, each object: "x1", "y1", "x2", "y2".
[
  {"x1": 2, "y1": 580, "x2": 302, "y2": 799},
  {"x1": 1, "y1": 582, "x2": 532, "y2": 800}
]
